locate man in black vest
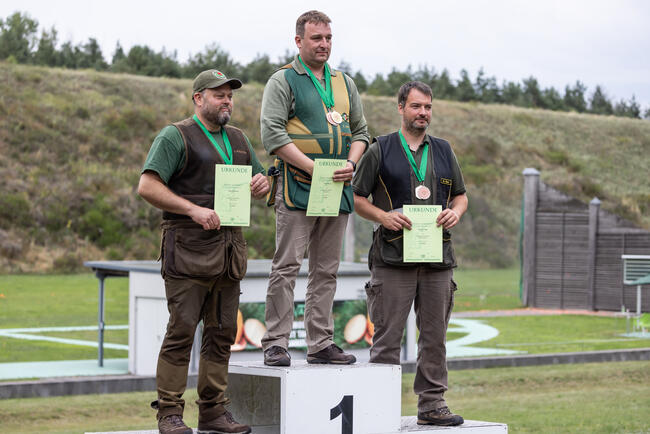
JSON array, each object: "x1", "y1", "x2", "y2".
[
  {"x1": 353, "y1": 81, "x2": 468, "y2": 427},
  {"x1": 138, "y1": 70, "x2": 268, "y2": 434}
]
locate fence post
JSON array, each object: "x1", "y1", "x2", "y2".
[
  {"x1": 522, "y1": 168, "x2": 540, "y2": 306},
  {"x1": 587, "y1": 197, "x2": 601, "y2": 310}
]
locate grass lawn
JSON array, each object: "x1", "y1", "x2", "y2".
[
  {"x1": 0, "y1": 274, "x2": 129, "y2": 362},
  {"x1": 0, "y1": 274, "x2": 129, "y2": 328},
  {"x1": 476, "y1": 315, "x2": 650, "y2": 354},
  {"x1": 404, "y1": 361, "x2": 650, "y2": 433},
  {"x1": 0, "y1": 361, "x2": 647, "y2": 433},
  {"x1": 452, "y1": 267, "x2": 522, "y2": 311}
]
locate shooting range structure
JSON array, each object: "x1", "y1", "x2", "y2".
[{"x1": 521, "y1": 168, "x2": 650, "y2": 312}]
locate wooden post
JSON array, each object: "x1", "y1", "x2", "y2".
[
  {"x1": 522, "y1": 168, "x2": 540, "y2": 306},
  {"x1": 587, "y1": 197, "x2": 600, "y2": 310}
]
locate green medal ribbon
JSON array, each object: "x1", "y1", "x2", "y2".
[
  {"x1": 298, "y1": 55, "x2": 335, "y2": 109},
  {"x1": 193, "y1": 114, "x2": 233, "y2": 165},
  {"x1": 398, "y1": 129, "x2": 429, "y2": 182}
]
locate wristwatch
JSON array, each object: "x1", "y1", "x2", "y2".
[{"x1": 347, "y1": 159, "x2": 356, "y2": 171}]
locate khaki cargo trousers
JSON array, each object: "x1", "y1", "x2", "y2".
[
  {"x1": 261, "y1": 179, "x2": 349, "y2": 353},
  {"x1": 155, "y1": 275, "x2": 240, "y2": 421},
  {"x1": 366, "y1": 265, "x2": 455, "y2": 411}
]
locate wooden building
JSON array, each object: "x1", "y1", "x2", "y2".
[{"x1": 521, "y1": 168, "x2": 650, "y2": 312}]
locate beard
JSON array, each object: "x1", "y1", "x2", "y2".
[
  {"x1": 202, "y1": 105, "x2": 232, "y2": 126},
  {"x1": 404, "y1": 117, "x2": 429, "y2": 134}
]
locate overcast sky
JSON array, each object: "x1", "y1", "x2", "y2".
[{"x1": 3, "y1": 0, "x2": 649, "y2": 108}]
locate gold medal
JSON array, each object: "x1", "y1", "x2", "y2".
[
  {"x1": 330, "y1": 111, "x2": 343, "y2": 124},
  {"x1": 415, "y1": 185, "x2": 431, "y2": 200}
]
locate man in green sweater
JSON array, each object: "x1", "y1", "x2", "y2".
[{"x1": 260, "y1": 10, "x2": 370, "y2": 366}]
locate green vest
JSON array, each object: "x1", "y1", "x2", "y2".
[{"x1": 281, "y1": 64, "x2": 353, "y2": 213}]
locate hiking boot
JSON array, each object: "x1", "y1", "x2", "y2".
[
  {"x1": 158, "y1": 414, "x2": 193, "y2": 434},
  {"x1": 417, "y1": 406, "x2": 464, "y2": 426},
  {"x1": 307, "y1": 344, "x2": 356, "y2": 364},
  {"x1": 197, "y1": 410, "x2": 251, "y2": 434},
  {"x1": 264, "y1": 345, "x2": 291, "y2": 366}
]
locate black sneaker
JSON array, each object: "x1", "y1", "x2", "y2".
[
  {"x1": 158, "y1": 414, "x2": 193, "y2": 434},
  {"x1": 417, "y1": 406, "x2": 464, "y2": 426},
  {"x1": 198, "y1": 410, "x2": 251, "y2": 434},
  {"x1": 307, "y1": 344, "x2": 356, "y2": 364},
  {"x1": 264, "y1": 345, "x2": 291, "y2": 366}
]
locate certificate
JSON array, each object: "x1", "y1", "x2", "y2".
[
  {"x1": 403, "y1": 205, "x2": 443, "y2": 262},
  {"x1": 306, "y1": 159, "x2": 347, "y2": 216},
  {"x1": 214, "y1": 164, "x2": 252, "y2": 226}
]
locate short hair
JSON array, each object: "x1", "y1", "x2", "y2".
[
  {"x1": 397, "y1": 81, "x2": 433, "y2": 107},
  {"x1": 296, "y1": 10, "x2": 331, "y2": 38}
]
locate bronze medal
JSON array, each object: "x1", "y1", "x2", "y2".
[
  {"x1": 330, "y1": 111, "x2": 343, "y2": 124},
  {"x1": 415, "y1": 185, "x2": 431, "y2": 200},
  {"x1": 326, "y1": 111, "x2": 337, "y2": 126}
]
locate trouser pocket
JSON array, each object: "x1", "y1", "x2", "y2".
[
  {"x1": 227, "y1": 237, "x2": 248, "y2": 281},
  {"x1": 365, "y1": 281, "x2": 384, "y2": 329},
  {"x1": 446, "y1": 278, "x2": 457, "y2": 325},
  {"x1": 164, "y1": 226, "x2": 227, "y2": 279}
]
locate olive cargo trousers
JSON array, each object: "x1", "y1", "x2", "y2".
[
  {"x1": 366, "y1": 266, "x2": 455, "y2": 411},
  {"x1": 155, "y1": 275, "x2": 240, "y2": 420}
]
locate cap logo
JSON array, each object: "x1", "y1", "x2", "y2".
[{"x1": 213, "y1": 71, "x2": 226, "y2": 79}]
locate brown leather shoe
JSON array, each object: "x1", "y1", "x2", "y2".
[
  {"x1": 197, "y1": 410, "x2": 251, "y2": 434},
  {"x1": 417, "y1": 406, "x2": 464, "y2": 426},
  {"x1": 158, "y1": 414, "x2": 193, "y2": 434},
  {"x1": 307, "y1": 344, "x2": 356, "y2": 364},
  {"x1": 264, "y1": 345, "x2": 291, "y2": 366}
]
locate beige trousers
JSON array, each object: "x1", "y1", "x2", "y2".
[
  {"x1": 366, "y1": 265, "x2": 455, "y2": 411},
  {"x1": 262, "y1": 180, "x2": 349, "y2": 353}
]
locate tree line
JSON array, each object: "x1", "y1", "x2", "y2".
[{"x1": 1, "y1": 11, "x2": 647, "y2": 119}]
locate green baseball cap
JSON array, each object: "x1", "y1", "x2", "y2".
[{"x1": 192, "y1": 69, "x2": 243, "y2": 94}]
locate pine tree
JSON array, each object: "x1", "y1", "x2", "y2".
[{"x1": 589, "y1": 86, "x2": 614, "y2": 115}]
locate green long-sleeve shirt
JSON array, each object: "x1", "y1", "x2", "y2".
[{"x1": 260, "y1": 56, "x2": 370, "y2": 155}]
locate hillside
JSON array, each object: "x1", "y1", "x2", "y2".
[{"x1": 1, "y1": 62, "x2": 649, "y2": 272}]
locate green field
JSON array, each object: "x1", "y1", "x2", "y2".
[
  {"x1": 1, "y1": 271, "x2": 648, "y2": 364},
  {"x1": 475, "y1": 315, "x2": 648, "y2": 354},
  {"x1": 452, "y1": 267, "x2": 522, "y2": 311},
  {"x1": 407, "y1": 361, "x2": 650, "y2": 433},
  {"x1": 0, "y1": 361, "x2": 647, "y2": 433}
]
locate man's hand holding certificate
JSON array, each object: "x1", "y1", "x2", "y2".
[
  {"x1": 214, "y1": 164, "x2": 252, "y2": 226},
  {"x1": 306, "y1": 158, "x2": 347, "y2": 216},
  {"x1": 403, "y1": 205, "x2": 443, "y2": 263}
]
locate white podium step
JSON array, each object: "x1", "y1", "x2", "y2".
[
  {"x1": 397, "y1": 417, "x2": 507, "y2": 433},
  {"x1": 227, "y1": 361, "x2": 401, "y2": 434}
]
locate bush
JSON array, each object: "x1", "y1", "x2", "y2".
[
  {"x1": 76, "y1": 195, "x2": 127, "y2": 247},
  {"x1": 0, "y1": 192, "x2": 30, "y2": 227}
]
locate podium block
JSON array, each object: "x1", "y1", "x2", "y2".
[{"x1": 227, "y1": 361, "x2": 401, "y2": 434}]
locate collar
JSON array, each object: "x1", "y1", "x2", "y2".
[
  {"x1": 291, "y1": 55, "x2": 337, "y2": 77},
  {"x1": 400, "y1": 131, "x2": 430, "y2": 150}
]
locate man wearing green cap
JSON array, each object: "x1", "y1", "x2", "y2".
[
  {"x1": 353, "y1": 81, "x2": 467, "y2": 427},
  {"x1": 260, "y1": 10, "x2": 370, "y2": 366},
  {"x1": 138, "y1": 69, "x2": 267, "y2": 434}
]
